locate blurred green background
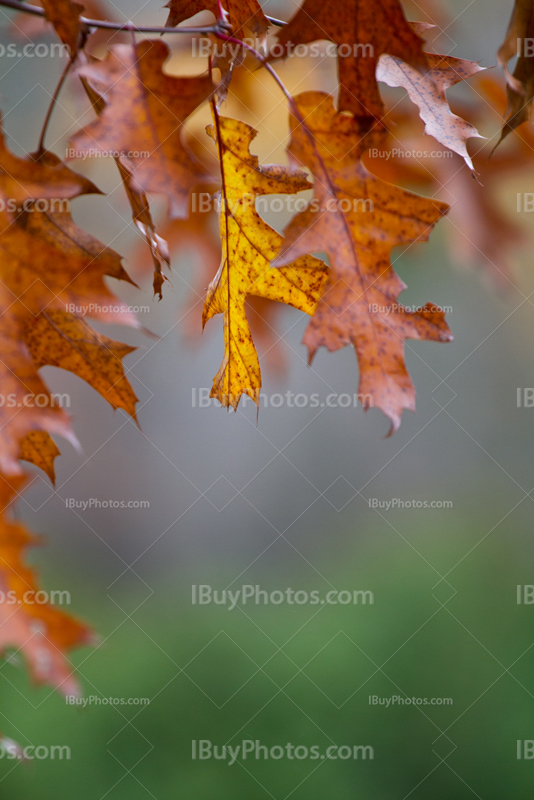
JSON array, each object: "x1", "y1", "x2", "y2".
[{"x1": 1, "y1": 0, "x2": 534, "y2": 797}]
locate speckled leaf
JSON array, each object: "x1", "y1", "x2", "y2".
[
  {"x1": 71, "y1": 40, "x2": 214, "y2": 218},
  {"x1": 203, "y1": 115, "x2": 328, "y2": 409},
  {"x1": 23, "y1": 312, "x2": 138, "y2": 419},
  {"x1": 274, "y1": 0, "x2": 428, "y2": 123},
  {"x1": 19, "y1": 431, "x2": 60, "y2": 484},
  {"x1": 377, "y1": 40, "x2": 485, "y2": 169},
  {"x1": 0, "y1": 130, "x2": 138, "y2": 473},
  {"x1": 274, "y1": 92, "x2": 452, "y2": 434}
]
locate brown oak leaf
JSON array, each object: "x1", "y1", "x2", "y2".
[
  {"x1": 274, "y1": 0, "x2": 428, "y2": 123},
  {"x1": 377, "y1": 23, "x2": 484, "y2": 169},
  {"x1": 274, "y1": 92, "x2": 452, "y2": 433},
  {"x1": 497, "y1": 0, "x2": 534, "y2": 143},
  {"x1": 71, "y1": 40, "x2": 214, "y2": 219},
  {"x1": 41, "y1": 0, "x2": 85, "y2": 56}
]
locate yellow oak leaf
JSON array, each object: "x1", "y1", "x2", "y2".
[{"x1": 202, "y1": 116, "x2": 328, "y2": 408}]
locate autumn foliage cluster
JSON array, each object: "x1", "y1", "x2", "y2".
[{"x1": 0, "y1": 0, "x2": 531, "y2": 746}]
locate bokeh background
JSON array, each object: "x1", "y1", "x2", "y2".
[{"x1": 1, "y1": 0, "x2": 534, "y2": 797}]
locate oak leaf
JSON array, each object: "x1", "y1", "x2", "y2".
[
  {"x1": 41, "y1": 0, "x2": 84, "y2": 55},
  {"x1": 165, "y1": 0, "x2": 268, "y2": 41},
  {"x1": 19, "y1": 432, "x2": 60, "y2": 484},
  {"x1": 0, "y1": 474, "x2": 92, "y2": 696},
  {"x1": 0, "y1": 315, "x2": 73, "y2": 475},
  {"x1": 71, "y1": 40, "x2": 214, "y2": 218},
  {"x1": 79, "y1": 64, "x2": 170, "y2": 299},
  {"x1": 202, "y1": 115, "x2": 328, "y2": 408},
  {"x1": 274, "y1": 92, "x2": 452, "y2": 433},
  {"x1": 363, "y1": 76, "x2": 527, "y2": 285},
  {"x1": 497, "y1": 0, "x2": 534, "y2": 143},
  {"x1": 0, "y1": 134, "x2": 138, "y2": 472},
  {"x1": 275, "y1": 0, "x2": 428, "y2": 122},
  {"x1": 23, "y1": 311, "x2": 138, "y2": 420},
  {"x1": 377, "y1": 24, "x2": 484, "y2": 169}
]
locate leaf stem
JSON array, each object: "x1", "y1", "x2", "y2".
[{"x1": 36, "y1": 55, "x2": 75, "y2": 156}]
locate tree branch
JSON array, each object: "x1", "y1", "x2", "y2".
[{"x1": 0, "y1": 0, "x2": 286, "y2": 34}]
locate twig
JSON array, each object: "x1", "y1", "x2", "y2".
[
  {"x1": 0, "y1": 0, "x2": 287, "y2": 33},
  {"x1": 36, "y1": 55, "x2": 75, "y2": 155}
]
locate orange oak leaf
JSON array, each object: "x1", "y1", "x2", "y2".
[
  {"x1": 164, "y1": 0, "x2": 268, "y2": 41},
  {"x1": 71, "y1": 40, "x2": 215, "y2": 218},
  {"x1": 165, "y1": 0, "x2": 268, "y2": 107},
  {"x1": 0, "y1": 126, "x2": 97, "y2": 208},
  {"x1": 0, "y1": 314, "x2": 74, "y2": 476},
  {"x1": 41, "y1": 0, "x2": 84, "y2": 55},
  {"x1": 23, "y1": 311, "x2": 138, "y2": 420},
  {"x1": 0, "y1": 474, "x2": 92, "y2": 696},
  {"x1": 274, "y1": 92, "x2": 452, "y2": 433},
  {"x1": 274, "y1": 0, "x2": 428, "y2": 122},
  {"x1": 79, "y1": 64, "x2": 170, "y2": 298},
  {"x1": 19, "y1": 432, "x2": 60, "y2": 484},
  {"x1": 0, "y1": 133, "x2": 138, "y2": 472},
  {"x1": 11, "y1": 203, "x2": 137, "y2": 326},
  {"x1": 364, "y1": 73, "x2": 530, "y2": 285},
  {"x1": 365, "y1": 132, "x2": 525, "y2": 287}
]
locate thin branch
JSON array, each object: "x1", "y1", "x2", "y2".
[
  {"x1": 0, "y1": 0, "x2": 287, "y2": 33},
  {"x1": 36, "y1": 55, "x2": 75, "y2": 155}
]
